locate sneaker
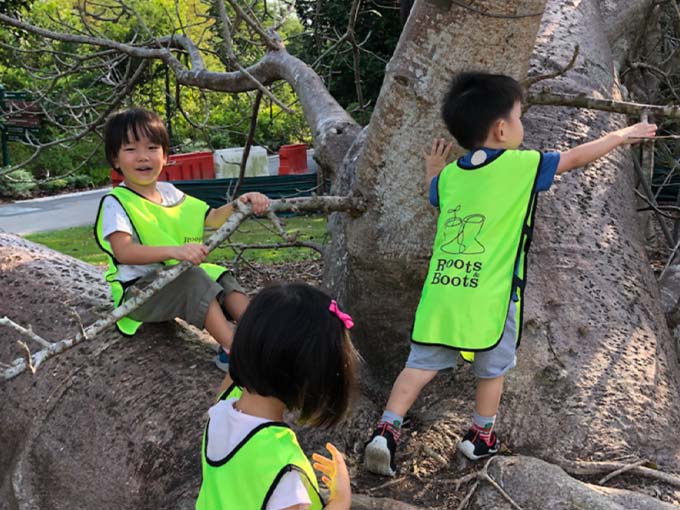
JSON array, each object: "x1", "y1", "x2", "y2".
[
  {"x1": 214, "y1": 348, "x2": 230, "y2": 373},
  {"x1": 457, "y1": 428, "x2": 500, "y2": 461},
  {"x1": 364, "y1": 423, "x2": 399, "y2": 477}
]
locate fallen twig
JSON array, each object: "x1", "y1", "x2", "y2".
[
  {"x1": 455, "y1": 480, "x2": 479, "y2": 510},
  {"x1": 366, "y1": 476, "x2": 407, "y2": 494},
  {"x1": 598, "y1": 458, "x2": 649, "y2": 485},
  {"x1": 479, "y1": 457, "x2": 524, "y2": 510},
  {"x1": 560, "y1": 458, "x2": 680, "y2": 489},
  {"x1": 0, "y1": 316, "x2": 52, "y2": 349}
]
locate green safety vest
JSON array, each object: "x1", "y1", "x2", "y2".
[
  {"x1": 196, "y1": 384, "x2": 324, "y2": 510},
  {"x1": 411, "y1": 149, "x2": 541, "y2": 352},
  {"x1": 94, "y1": 185, "x2": 227, "y2": 336}
]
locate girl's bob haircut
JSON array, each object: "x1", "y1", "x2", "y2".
[{"x1": 230, "y1": 282, "x2": 358, "y2": 428}]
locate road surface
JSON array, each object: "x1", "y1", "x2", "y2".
[{"x1": 0, "y1": 151, "x2": 318, "y2": 235}]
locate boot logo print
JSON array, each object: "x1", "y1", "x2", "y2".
[{"x1": 441, "y1": 205, "x2": 486, "y2": 255}]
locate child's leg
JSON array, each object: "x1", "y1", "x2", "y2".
[
  {"x1": 214, "y1": 272, "x2": 249, "y2": 322},
  {"x1": 385, "y1": 367, "x2": 438, "y2": 417},
  {"x1": 127, "y1": 267, "x2": 237, "y2": 371},
  {"x1": 475, "y1": 375, "x2": 504, "y2": 417},
  {"x1": 365, "y1": 343, "x2": 456, "y2": 476},
  {"x1": 204, "y1": 299, "x2": 236, "y2": 351},
  {"x1": 222, "y1": 290, "x2": 249, "y2": 322},
  {"x1": 459, "y1": 301, "x2": 518, "y2": 460}
]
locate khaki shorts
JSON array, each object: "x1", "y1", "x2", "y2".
[{"x1": 125, "y1": 266, "x2": 245, "y2": 329}]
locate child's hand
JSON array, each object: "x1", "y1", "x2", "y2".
[
  {"x1": 312, "y1": 443, "x2": 351, "y2": 509},
  {"x1": 173, "y1": 243, "x2": 208, "y2": 265},
  {"x1": 239, "y1": 192, "x2": 270, "y2": 215},
  {"x1": 614, "y1": 122, "x2": 657, "y2": 145},
  {"x1": 422, "y1": 138, "x2": 453, "y2": 182}
]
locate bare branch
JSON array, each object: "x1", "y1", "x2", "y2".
[
  {"x1": 0, "y1": 317, "x2": 52, "y2": 348},
  {"x1": 523, "y1": 45, "x2": 580, "y2": 89},
  {"x1": 224, "y1": 0, "x2": 278, "y2": 50},
  {"x1": 526, "y1": 90, "x2": 680, "y2": 119},
  {"x1": 232, "y1": 90, "x2": 263, "y2": 198}
]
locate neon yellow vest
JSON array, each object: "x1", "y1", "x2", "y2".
[
  {"x1": 94, "y1": 185, "x2": 227, "y2": 336},
  {"x1": 196, "y1": 384, "x2": 324, "y2": 510},
  {"x1": 411, "y1": 149, "x2": 541, "y2": 352}
]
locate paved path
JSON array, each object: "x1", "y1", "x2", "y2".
[
  {"x1": 0, "y1": 151, "x2": 318, "y2": 236},
  {"x1": 0, "y1": 188, "x2": 111, "y2": 235}
]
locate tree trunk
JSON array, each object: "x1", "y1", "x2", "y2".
[
  {"x1": 326, "y1": 0, "x2": 680, "y2": 473},
  {"x1": 502, "y1": 0, "x2": 680, "y2": 467}
]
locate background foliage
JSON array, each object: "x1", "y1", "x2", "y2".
[{"x1": 0, "y1": 0, "x2": 402, "y2": 197}]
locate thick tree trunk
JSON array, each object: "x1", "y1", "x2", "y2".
[
  {"x1": 502, "y1": 0, "x2": 680, "y2": 468},
  {"x1": 326, "y1": 0, "x2": 680, "y2": 475}
]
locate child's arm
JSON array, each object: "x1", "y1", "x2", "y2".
[
  {"x1": 312, "y1": 443, "x2": 351, "y2": 510},
  {"x1": 556, "y1": 122, "x2": 656, "y2": 175},
  {"x1": 108, "y1": 231, "x2": 208, "y2": 265},
  {"x1": 422, "y1": 138, "x2": 453, "y2": 187},
  {"x1": 205, "y1": 192, "x2": 270, "y2": 229}
]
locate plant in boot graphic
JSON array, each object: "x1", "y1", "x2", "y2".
[{"x1": 441, "y1": 205, "x2": 486, "y2": 255}]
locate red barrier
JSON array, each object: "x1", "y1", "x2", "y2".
[
  {"x1": 278, "y1": 144, "x2": 308, "y2": 175},
  {"x1": 111, "y1": 151, "x2": 215, "y2": 186}
]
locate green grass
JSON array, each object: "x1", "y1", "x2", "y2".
[{"x1": 25, "y1": 215, "x2": 328, "y2": 266}]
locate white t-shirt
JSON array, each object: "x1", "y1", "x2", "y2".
[
  {"x1": 100, "y1": 182, "x2": 187, "y2": 283},
  {"x1": 205, "y1": 398, "x2": 312, "y2": 510}
]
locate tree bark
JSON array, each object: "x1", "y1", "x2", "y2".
[
  {"x1": 503, "y1": 0, "x2": 680, "y2": 467},
  {"x1": 326, "y1": 0, "x2": 680, "y2": 471}
]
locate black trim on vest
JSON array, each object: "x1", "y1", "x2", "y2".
[
  {"x1": 218, "y1": 383, "x2": 237, "y2": 401},
  {"x1": 262, "y1": 465, "x2": 325, "y2": 510},
  {"x1": 112, "y1": 184, "x2": 187, "y2": 208},
  {"x1": 93, "y1": 194, "x2": 120, "y2": 266},
  {"x1": 95, "y1": 193, "x2": 143, "y2": 338},
  {"x1": 204, "y1": 421, "x2": 291, "y2": 468},
  {"x1": 411, "y1": 150, "x2": 543, "y2": 353},
  {"x1": 94, "y1": 193, "x2": 144, "y2": 265},
  {"x1": 456, "y1": 149, "x2": 506, "y2": 170},
  {"x1": 510, "y1": 151, "x2": 543, "y2": 350}
]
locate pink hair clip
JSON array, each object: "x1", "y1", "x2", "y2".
[{"x1": 329, "y1": 299, "x2": 354, "y2": 330}]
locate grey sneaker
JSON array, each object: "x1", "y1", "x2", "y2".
[{"x1": 364, "y1": 423, "x2": 398, "y2": 477}]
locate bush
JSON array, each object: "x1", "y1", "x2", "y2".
[
  {"x1": 66, "y1": 174, "x2": 94, "y2": 189},
  {"x1": 38, "y1": 178, "x2": 68, "y2": 193},
  {"x1": 0, "y1": 168, "x2": 37, "y2": 198}
]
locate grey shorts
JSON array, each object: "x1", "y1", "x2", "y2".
[
  {"x1": 406, "y1": 301, "x2": 518, "y2": 379},
  {"x1": 125, "y1": 266, "x2": 245, "y2": 329}
]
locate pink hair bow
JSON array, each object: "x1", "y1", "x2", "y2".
[{"x1": 329, "y1": 299, "x2": 354, "y2": 329}]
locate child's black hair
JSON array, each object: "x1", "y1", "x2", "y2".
[
  {"x1": 103, "y1": 108, "x2": 170, "y2": 173},
  {"x1": 441, "y1": 72, "x2": 524, "y2": 150},
  {"x1": 229, "y1": 282, "x2": 358, "y2": 428}
]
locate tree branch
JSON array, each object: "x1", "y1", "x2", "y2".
[
  {"x1": 523, "y1": 45, "x2": 579, "y2": 89},
  {"x1": 526, "y1": 90, "x2": 680, "y2": 119},
  {"x1": 0, "y1": 11, "x2": 358, "y2": 173}
]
